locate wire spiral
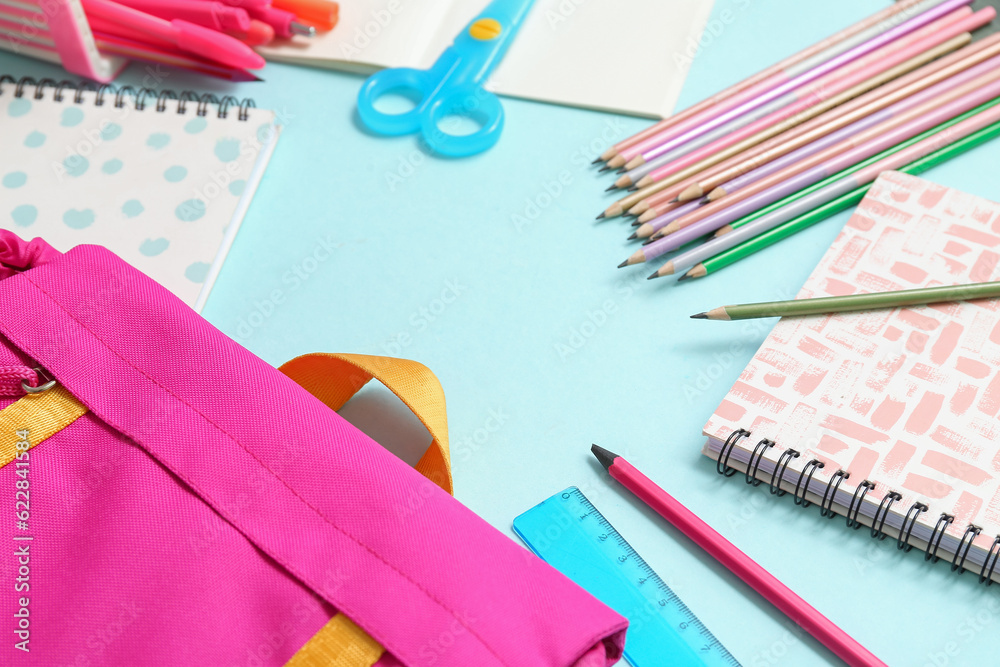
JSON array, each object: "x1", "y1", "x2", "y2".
[{"x1": 0, "y1": 76, "x2": 255, "y2": 120}]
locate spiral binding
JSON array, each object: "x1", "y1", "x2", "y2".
[
  {"x1": 714, "y1": 428, "x2": 1000, "y2": 585},
  {"x1": 0, "y1": 76, "x2": 256, "y2": 120}
]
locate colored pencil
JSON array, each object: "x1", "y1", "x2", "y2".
[
  {"x1": 652, "y1": 69, "x2": 1000, "y2": 242},
  {"x1": 705, "y1": 44, "x2": 1000, "y2": 203},
  {"x1": 598, "y1": 0, "x2": 942, "y2": 164},
  {"x1": 607, "y1": 0, "x2": 956, "y2": 167},
  {"x1": 677, "y1": 32, "x2": 1000, "y2": 204},
  {"x1": 597, "y1": 31, "x2": 983, "y2": 221},
  {"x1": 611, "y1": 7, "x2": 980, "y2": 189},
  {"x1": 591, "y1": 445, "x2": 888, "y2": 667},
  {"x1": 648, "y1": 99, "x2": 1000, "y2": 279},
  {"x1": 617, "y1": 0, "x2": 970, "y2": 171},
  {"x1": 683, "y1": 119, "x2": 1000, "y2": 280},
  {"x1": 694, "y1": 281, "x2": 1000, "y2": 320}
]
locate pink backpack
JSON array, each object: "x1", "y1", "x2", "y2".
[{"x1": 0, "y1": 231, "x2": 626, "y2": 666}]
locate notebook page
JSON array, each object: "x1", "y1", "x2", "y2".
[
  {"x1": 703, "y1": 172, "x2": 1000, "y2": 565},
  {"x1": 258, "y1": 0, "x2": 716, "y2": 118},
  {"x1": 0, "y1": 87, "x2": 279, "y2": 310}
]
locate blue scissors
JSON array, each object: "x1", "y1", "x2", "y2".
[{"x1": 357, "y1": 0, "x2": 535, "y2": 158}]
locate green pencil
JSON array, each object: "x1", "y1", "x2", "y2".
[
  {"x1": 683, "y1": 116, "x2": 1000, "y2": 280},
  {"x1": 692, "y1": 281, "x2": 1000, "y2": 321},
  {"x1": 717, "y1": 95, "x2": 1000, "y2": 240}
]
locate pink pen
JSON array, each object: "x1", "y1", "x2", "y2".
[
  {"x1": 246, "y1": 2, "x2": 313, "y2": 38},
  {"x1": 80, "y1": 0, "x2": 265, "y2": 69},
  {"x1": 592, "y1": 445, "x2": 888, "y2": 667},
  {"x1": 113, "y1": 0, "x2": 250, "y2": 32}
]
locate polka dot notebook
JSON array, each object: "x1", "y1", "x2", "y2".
[
  {"x1": 0, "y1": 79, "x2": 281, "y2": 311},
  {"x1": 702, "y1": 172, "x2": 1000, "y2": 583}
]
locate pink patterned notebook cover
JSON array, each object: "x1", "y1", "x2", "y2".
[{"x1": 703, "y1": 171, "x2": 1000, "y2": 563}]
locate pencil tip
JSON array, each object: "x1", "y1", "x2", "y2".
[
  {"x1": 627, "y1": 232, "x2": 637, "y2": 240},
  {"x1": 690, "y1": 312, "x2": 707, "y2": 318},
  {"x1": 678, "y1": 273, "x2": 692, "y2": 283},
  {"x1": 605, "y1": 184, "x2": 618, "y2": 192},
  {"x1": 631, "y1": 219, "x2": 641, "y2": 227},
  {"x1": 617, "y1": 260, "x2": 628, "y2": 268},
  {"x1": 671, "y1": 196, "x2": 680, "y2": 202},
  {"x1": 616, "y1": 168, "x2": 625, "y2": 175},
  {"x1": 628, "y1": 186, "x2": 638, "y2": 192},
  {"x1": 598, "y1": 165, "x2": 610, "y2": 173},
  {"x1": 595, "y1": 212, "x2": 605, "y2": 220},
  {"x1": 646, "y1": 271, "x2": 658, "y2": 280},
  {"x1": 641, "y1": 238, "x2": 653, "y2": 246},
  {"x1": 590, "y1": 444, "x2": 617, "y2": 471},
  {"x1": 591, "y1": 157, "x2": 602, "y2": 165}
]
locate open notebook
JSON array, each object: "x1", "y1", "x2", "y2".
[
  {"x1": 703, "y1": 172, "x2": 1000, "y2": 582},
  {"x1": 258, "y1": 0, "x2": 716, "y2": 118},
  {"x1": 0, "y1": 77, "x2": 280, "y2": 311}
]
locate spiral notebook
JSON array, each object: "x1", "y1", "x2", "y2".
[
  {"x1": 703, "y1": 171, "x2": 1000, "y2": 583},
  {"x1": 0, "y1": 77, "x2": 280, "y2": 311}
]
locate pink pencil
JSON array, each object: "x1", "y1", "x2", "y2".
[
  {"x1": 633, "y1": 32, "x2": 1000, "y2": 220},
  {"x1": 601, "y1": 0, "x2": 942, "y2": 165},
  {"x1": 592, "y1": 446, "x2": 887, "y2": 667},
  {"x1": 620, "y1": 0, "x2": 971, "y2": 169},
  {"x1": 655, "y1": 69, "x2": 1000, "y2": 240},
  {"x1": 625, "y1": 7, "x2": 988, "y2": 189}
]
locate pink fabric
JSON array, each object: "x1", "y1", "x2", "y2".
[
  {"x1": 0, "y1": 231, "x2": 59, "y2": 279},
  {"x1": 0, "y1": 234, "x2": 626, "y2": 666}
]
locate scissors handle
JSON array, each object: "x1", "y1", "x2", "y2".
[
  {"x1": 422, "y1": 85, "x2": 504, "y2": 158},
  {"x1": 357, "y1": 67, "x2": 439, "y2": 137}
]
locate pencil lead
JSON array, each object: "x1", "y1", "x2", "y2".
[
  {"x1": 598, "y1": 165, "x2": 611, "y2": 173},
  {"x1": 631, "y1": 219, "x2": 641, "y2": 227},
  {"x1": 590, "y1": 444, "x2": 618, "y2": 471},
  {"x1": 642, "y1": 238, "x2": 653, "y2": 246},
  {"x1": 700, "y1": 196, "x2": 710, "y2": 204},
  {"x1": 627, "y1": 232, "x2": 637, "y2": 240},
  {"x1": 647, "y1": 270, "x2": 659, "y2": 280},
  {"x1": 690, "y1": 311, "x2": 707, "y2": 318},
  {"x1": 628, "y1": 186, "x2": 638, "y2": 192},
  {"x1": 678, "y1": 273, "x2": 694, "y2": 283},
  {"x1": 671, "y1": 196, "x2": 680, "y2": 202},
  {"x1": 617, "y1": 260, "x2": 628, "y2": 269},
  {"x1": 605, "y1": 184, "x2": 617, "y2": 192},
  {"x1": 616, "y1": 168, "x2": 625, "y2": 175},
  {"x1": 591, "y1": 157, "x2": 602, "y2": 165},
  {"x1": 595, "y1": 212, "x2": 605, "y2": 220}
]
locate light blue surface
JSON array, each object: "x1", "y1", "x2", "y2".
[{"x1": 4, "y1": 1, "x2": 1000, "y2": 664}]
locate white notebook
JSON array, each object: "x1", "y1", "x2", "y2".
[
  {"x1": 0, "y1": 78, "x2": 281, "y2": 311},
  {"x1": 259, "y1": 0, "x2": 717, "y2": 119},
  {"x1": 703, "y1": 172, "x2": 1000, "y2": 582}
]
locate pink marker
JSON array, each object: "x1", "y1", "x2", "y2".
[
  {"x1": 113, "y1": 0, "x2": 250, "y2": 33},
  {"x1": 592, "y1": 445, "x2": 888, "y2": 667},
  {"x1": 80, "y1": 0, "x2": 265, "y2": 69}
]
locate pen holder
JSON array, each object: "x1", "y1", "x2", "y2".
[{"x1": 0, "y1": 0, "x2": 126, "y2": 82}]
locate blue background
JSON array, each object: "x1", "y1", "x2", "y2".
[{"x1": 5, "y1": 1, "x2": 1000, "y2": 664}]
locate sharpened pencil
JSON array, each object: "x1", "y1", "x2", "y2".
[
  {"x1": 654, "y1": 98, "x2": 1000, "y2": 279},
  {"x1": 616, "y1": 0, "x2": 958, "y2": 166},
  {"x1": 682, "y1": 115, "x2": 1000, "y2": 280},
  {"x1": 619, "y1": 8, "x2": 980, "y2": 189},
  {"x1": 694, "y1": 280, "x2": 1000, "y2": 320}
]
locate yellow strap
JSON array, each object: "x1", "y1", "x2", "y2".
[
  {"x1": 284, "y1": 615, "x2": 384, "y2": 667},
  {"x1": 279, "y1": 353, "x2": 453, "y2": 667},
  {"x1": 0, "y1": 385, "x2": 87, "y2": 468},
  {"x1": 279, "y1": 353, "x2": 452, "y2": 494}
]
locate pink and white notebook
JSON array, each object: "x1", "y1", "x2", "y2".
[{"x1": 703, "y1": 171, "x2": 1000, "y2": 582}]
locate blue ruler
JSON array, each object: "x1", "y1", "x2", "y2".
[{"x1": 513, "y1": 487, "x2": 740, "y2": 667}]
